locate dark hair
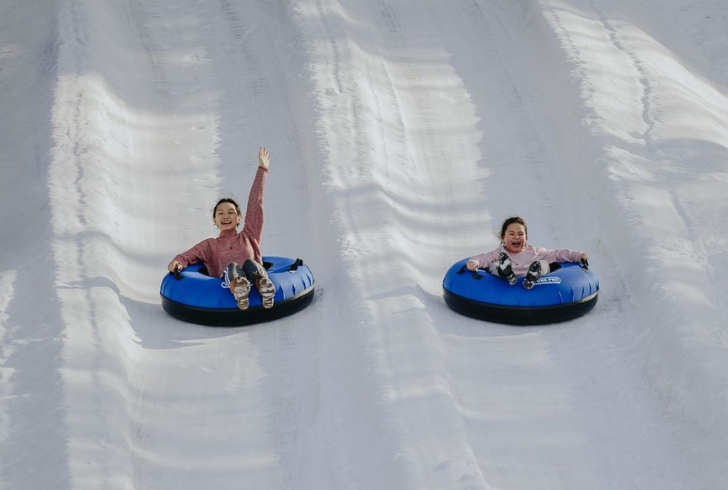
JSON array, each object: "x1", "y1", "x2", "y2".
[
  {"x1": 213, "y1": 198, "x2": 241, "y2": 218},
  {"x1": 499, "y1": 216, "x2": 528, "y2": 240}
]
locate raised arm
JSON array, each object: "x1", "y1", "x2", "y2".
[{"x1": 242, "y1": 147, "x2": 270, "y2": 240}]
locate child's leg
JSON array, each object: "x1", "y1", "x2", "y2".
[
  {"x1": 523, "y1": 260, "x2": 550, "y2": 290},
  {"x1": 241, "y1": 259, "x2": 264, "y2": 282},
  {"x1": 225, "y1": 262, "x2": 251, "y2": 310},
  {"x1": 537, "y1": 260, "x2": 551, "y2": 275},
  {"x1": 490, "y1": 252, "x2": 517, "y2": 285},
  {"x1": 223, "y1": 263, "x2": 239, "y2": 292},
  {"x1": 242, "y1": 259, "x2": 276, "y2": 309}
]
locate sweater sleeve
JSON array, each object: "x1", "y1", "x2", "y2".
[
  {"x1": 537, "y1": 247, "x2": 585, "y2": 263},
  {"x1": 469, "y1": 247, "x2": 503, "y2": 271},
  {"x1": 173, "y1": 239, "x2": 210, "y2": 269},
  {"x1": 242, "y1": 166, "x2": 268, "y2": 242}
]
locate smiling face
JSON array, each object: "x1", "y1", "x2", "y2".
[
  {"x1": 213, "y1": 201, "x2": 241, "y2": 232},
  {"x1": 502, "y1": 222, "x2": 527, "y2": 254}
]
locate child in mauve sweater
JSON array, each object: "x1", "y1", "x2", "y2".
[
  {"x1": 167, "y1": 148, "x2": 276, "y2": 310},
  {"x1": 466, "y1": 216, "x2": 589, "y2": 290}
]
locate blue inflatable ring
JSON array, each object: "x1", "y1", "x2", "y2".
[
  {"x1": 160, "y1": 256, "x2": 315, "y2": 326},
  {"x1": 443, "y1": 259, "x2": 598, "y2": 325}
]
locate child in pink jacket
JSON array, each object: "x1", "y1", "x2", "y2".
[
  {"x1": 466, "y1": 216, "x2": 589, "y2": 290},
  {"x1": 167, "y1": 148, "x2": 275, "y2": 310}
]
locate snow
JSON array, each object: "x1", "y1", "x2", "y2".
[{"x1": 1, "y1": 0, "x2": 727, "y2": 488}]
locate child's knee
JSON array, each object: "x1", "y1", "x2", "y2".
[
  {"x1": 538, "y1": 260, "x2": 550, "y2": 274},
  {"x1": 242, "y1": 259, "x2": 264, "y2": 281}
]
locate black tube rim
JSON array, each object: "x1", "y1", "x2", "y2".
[
  {"x1": 161, "y1": 286, "x2": 315, "y2": 327},
  {"x1": 443, "y1": 288, "x2": 598, "y2": 325}
]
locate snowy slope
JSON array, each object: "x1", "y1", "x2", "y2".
[{"x1": 1, "y1": 0, "x2": 727, "y2": 489}]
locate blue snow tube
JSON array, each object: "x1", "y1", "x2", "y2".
[
  {"x1": 443, "y1": 259, "x2": 598, "y2": 325},
  {"x1": 160, "y1": 256, "x2": 315, "y2": 326}
]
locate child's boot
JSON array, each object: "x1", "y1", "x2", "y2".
[
  {"x1": 225, "y1": 262, "x2": 252, "y2": 310},
  {"x1": 256, "y1": 272, "x2": 276, "y2": 309},
  {"x1": 234, "y1": 277, "x2": 251, "y2": 310},
  {"x1": 523, "y1": 261, "x2": 543, "y2": 290},
  {"x1": 496, "y1": 252, "x2": 517, "y2": 285}
]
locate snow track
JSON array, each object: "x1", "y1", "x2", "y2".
[{"x1": 1, "y1": 0, "x2": 727, "y2": 489}]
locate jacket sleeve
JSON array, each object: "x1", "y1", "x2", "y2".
[
  {"x1": 538, "y1": 247, "x2": 585, "y2": 263},
  {"x1": 242, "y1": 166, "x2": 268, "y2": 242},
  {"x1": 173, "y1": 240, "x2": 209, "y2": 269},
  {"x1": 469, "y1": 247, "x2": 502, "y2": 271}
]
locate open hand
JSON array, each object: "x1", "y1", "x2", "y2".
[{"x1": 258, "y1": 147, "x2": 271, "y2": 169}]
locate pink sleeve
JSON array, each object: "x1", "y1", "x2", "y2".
[
  {"x1": 469, "y1": 247, "x2": 502, "y2": 270},
  {"x1": 173, "y1": 240, "x2": 209, "y2": 269},
  {"x1": 538, "y1": 247, "x2": 585, "y2": 263},
  {"x1": 242, "y1": 166, "x2": 268, "y2": 241}
]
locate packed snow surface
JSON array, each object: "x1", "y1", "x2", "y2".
[{"x1": 1, "y1": 0, "x2": 727, "y2": 489}]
